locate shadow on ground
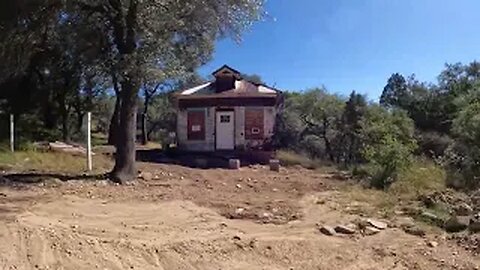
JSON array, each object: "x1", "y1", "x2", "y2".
[
  {"x1": 0, "y1": 173, "x2": 108, "y2": 186},
  {"x1": 136, "y1": 148, "x2": 273, "y2": 169}
]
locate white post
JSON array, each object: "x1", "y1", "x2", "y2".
[
  {"x1": 87, "y1": 112, "x2": 92, "y2": 171},
  {"x1": 9, "y1": 114, "x2": 14, "y2": 152}
]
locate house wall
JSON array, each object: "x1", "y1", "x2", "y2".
[
  {"x1": 243, "y1": 106, "x2": 276, "y2": 149},
  {"x1": 177, "y1": 107, "x2": 215, "y2": 152},
  {"x1": 177, "y1": 106, "x2": 277, "y2": 152}
]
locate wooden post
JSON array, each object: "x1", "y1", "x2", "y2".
[
  {"x1": 9, "y1": 114, "x2": 14, "y2": 152},
  {"x1": 87, "y1": 112, "x2": 92, "y2": 171}
]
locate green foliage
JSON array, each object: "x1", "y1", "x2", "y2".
[
  {"x1": 380, "y1": 73, "x2": 409, "y2": 108},
  {"x1": 443, "y1": 86, "x2": 480, "y2": 188},
  {"x1": 360, "y1": 106, "x2": 417, "y2": 189}
]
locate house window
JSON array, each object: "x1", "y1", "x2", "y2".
[
  {"x1": 187, "y1": 110, "x2": 205, "y2": 140},
  {"x1": 245, "y1": 108, "x2": 264, "y2": 140},
  {"x1": 220, "y1": 115, "x2": 231, "y2": 123}
]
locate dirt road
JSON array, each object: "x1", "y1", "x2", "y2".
[{"x1": 0, "y1": 163, "x2": 478, "y2": 269}]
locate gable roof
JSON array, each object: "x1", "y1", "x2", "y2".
[
  {"x1": 175, "y1": 65, "x2": 281, "y2": 100},
  {"x1": 211, "y1": 65, "x2": 242, "y2": 78},
  {"x1": 177, "y1": 79, "x2": 279, "y2": 98}
]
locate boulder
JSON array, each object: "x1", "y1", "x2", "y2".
[
  {"x1": 335, "y1": 224, "x2": 357, "y2": 235},
  {"x1": 403, "y1": 226, "x2": 426, "y2": 237},
  {"x1": 469, "y1": 214, "x2": 480, "y2": 233},
  {"x1": 139, "y1": 172, "x2": 153, "y2": 181},
  {"x1": 366, "y1": 218, "x2": 388, "y2": 230},
  {"x1": 364, "y1": 226, "x2": 381, "y2": 236},
  {"x1": 455, "y1": 203, "x2": 473, "y2": 216},
  {"x1": 394, "y1": 217, "x2": 416, "y2": 229},
  {"x1": 319, "y1": 225, "x2": 336, "y2": 236},
  {"x1": 444, "y1": 216, "x2": 469, "y2": 233}
]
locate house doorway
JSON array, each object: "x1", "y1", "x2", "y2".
[{"x1": 216, "y1": 111, "x2": 234, "y2": 150}]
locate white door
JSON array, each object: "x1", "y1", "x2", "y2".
[{"x1": 216, "y1": 111, "x2": 235, "y2": 150}]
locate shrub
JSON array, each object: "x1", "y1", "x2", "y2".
[
  {"x1": 415, "y1": 131, "x2": 452, "y2": 158},
  {"x1": 360, "y1": 107, "x2": 417, "y2": 189}
]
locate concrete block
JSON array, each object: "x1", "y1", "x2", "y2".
[
  {"x1": 270, "y1": 159, "x2": 280, "y2": 172},
  {"x1": 229, "y1": 159, "x2": 241, "y2": 170}
]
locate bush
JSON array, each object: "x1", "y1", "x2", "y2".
[
  {"x1": 299, "y1": 135, "x2": 325, "y2": 159},
  {"x1": 415, "y1": 131, "x2": 452, "y2": 158},
  {"x1": 360, "y1": 107, "x2": 417, "y2": 189},
  {"x1": 363, "y1": 135, "x2": 415, "y2": 189}
]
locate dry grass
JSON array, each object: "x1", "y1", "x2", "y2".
[
  {"x1": 0, "y1": 150, "x2": 113, "y2": 174},
  {"x1": 389, "y1": 159, "x2": 446, "y2": 200},
  {"x1": 276, "y1": 150, "x2": 323, "y2": 169}
]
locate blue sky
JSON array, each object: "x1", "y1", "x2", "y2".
[{"x1": 199, "y1": 0, "x2": 480, "y2": 99}]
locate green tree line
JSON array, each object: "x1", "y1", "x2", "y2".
[{"x1": 273, "y1": 61, "x2": 480, "y2": 189}]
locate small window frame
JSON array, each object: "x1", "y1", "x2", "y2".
[{"x1": 220, "y1": 115, "x2": 231, "y2": 123}]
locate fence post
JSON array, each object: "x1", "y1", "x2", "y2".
[
  {"x1": 10, "y1": 114, "x2": 14, "y2": 152},
  {"x1": 87, "y1": 112, "x2": 92, "y2": 171}
]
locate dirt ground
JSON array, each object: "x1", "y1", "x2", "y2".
[{"x1": 0, "y1": 162, "x2": 479, "y2": 270}]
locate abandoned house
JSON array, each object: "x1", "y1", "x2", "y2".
[{"x1": 175, "y1": 65, "x2": 282, "y2": 152}]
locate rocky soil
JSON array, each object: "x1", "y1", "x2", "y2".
[{"x1": 0, "y1": 163, "x2": 479, "y2": 270}]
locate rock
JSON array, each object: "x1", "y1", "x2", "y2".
[
  {"x1": 364, "y1": 226, "x2": 381, "y2": 236},
  {"x1": 319, "y1": 225, "x2": 336, "y2": 236},
  {"x1": 334, "y1": 224, "x2": 357, "y2": 235},
  {"x1": 44, "y1": 178, "x2": 64, "y2": 187},
  {"x1": 394, "y1": 217, "x2": 416, "y2": 229},
  {"x1": 444, "y1": 216, "x2": 469, "y2": 233},
  {"x1": 427, "y1": 241, "x2": 438, "y2": 248},
  {"x1": 455, "y1": 203, "x2": 473, "y2": 216},
  {"x1": 260, "y1": 212, "x2": 274, "y2": 219},
  {"x1": 235, "y1": 208, "x2": 245, "y2": 215},
  {"x1": 403, "y1": 226, "x2": 426, "y2": 237},
  {"x1": 236, "y1": 184, "x2": 242, "y2": 189},
  {"x1": 140, "y1": 172, "x2": 153, "y2": 181},
  {"x1": 469, "y1": 214, "x2": 480, "y2": 233},
  {"x1": 366, "y1": 219, "x2": 388, "y2": 230}
]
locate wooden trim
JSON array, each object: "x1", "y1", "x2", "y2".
[{"x1": 179, "y1": 97, "x2": 278, "y2": 108}]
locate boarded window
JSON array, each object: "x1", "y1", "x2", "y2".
[
  {"x1": 245, "y1": 108, "x2": 264, "y2": 140},
  {"x1": 187, "y1": 110, "x2": 205, "y2": 140}
]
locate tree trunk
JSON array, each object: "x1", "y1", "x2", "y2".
[
  {"x1": 110, "y1": 80, "x2": 138, "y2": 183},
  {"x1": 108, "y1": 96, "x2": 121, "y2": 145},
  {"x1": 60, "y1": 93, "x2": 70, "y2": 143},
  {"x1": 109, "y1": 0, "x2": 139, "y2": 183},
  {"x1": 140, "y1": 94, "x2": 150, "y2": 145},
  {"x1": 141, "y1": 112, "x2": 148, "y2": 145},
  {"x1": 76, "y1": 112, "x2": 84, "y2": 133},
  {"x1": 108, "y1": 71, "x2": 122, "y2": 145}
]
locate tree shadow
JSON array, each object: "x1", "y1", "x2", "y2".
[
  {"x1": 136, "y1": 148, "x2": 273, "y2": 169},
  {"x1": 0, "y1": 172, "x2": 108, "y2": 186}
]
